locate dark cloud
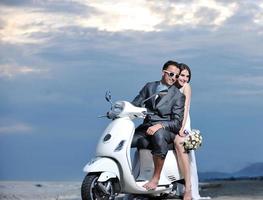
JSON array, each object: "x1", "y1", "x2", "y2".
[
  {"x1": 0, "y1": 18, "x2": 5, "y2": 29},
  {"x1": 167, "y1": 0, "x2": 195, "y2": 4},
  {"x1": 0, "y1": 0, "x2": 31, "y2": 6},
  {"x1": 37, "y1": 1, "x2": 96, "y2": 15},
  {"x1": 215, "y1": 0, "x2": 236, "y2": 3},
  {"x1": 0, "y1": 0, "x2": 96, "y2": 16},
  {"x1": 195, "y1": 7, "x2": 220, "y2": 25}
]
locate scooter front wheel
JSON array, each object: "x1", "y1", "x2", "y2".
[{"x1": 81, "y1": 173, "x2": 115, "y2": 200}]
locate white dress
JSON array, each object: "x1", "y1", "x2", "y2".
[
  {"x1": 178, "y1": 86, "x2": 210, "y2": 200},
  {"x1": 184, "y1": 113, "x2": 201, "y2": 199}
]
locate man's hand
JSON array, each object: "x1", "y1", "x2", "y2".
[{"x1": 146, "y1": 124, "x2": 163, "y2": 135}]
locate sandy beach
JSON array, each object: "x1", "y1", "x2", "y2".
[{"x1": 1, "y1": 179, "x2": 263, "y2": 200}]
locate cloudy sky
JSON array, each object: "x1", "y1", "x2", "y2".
[{"x1": 1, "y1": 0, "x2": 263, "y2": 181}]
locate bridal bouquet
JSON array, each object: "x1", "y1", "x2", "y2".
[{"x1": 183, "y1": 129, "x2": 202, "y2": 152}]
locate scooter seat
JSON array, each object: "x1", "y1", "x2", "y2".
[{"x1": 133, "y1": 137, "x2": 175, "y2": 150}]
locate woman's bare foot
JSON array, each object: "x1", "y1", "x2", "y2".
[
  {"x1": 183, "y1": 189, "x2": 192, "y2": 200},
  {"x1": 143, "y1": 178, "x2": 158, "y2": 190}
]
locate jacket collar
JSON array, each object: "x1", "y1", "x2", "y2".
[{"x1": 154, "y1": 82, "x2": 175, "y2": 108}]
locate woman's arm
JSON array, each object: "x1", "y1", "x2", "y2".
[{"x1": 179, "y1": 83, "x2": 191, "y2": 137}]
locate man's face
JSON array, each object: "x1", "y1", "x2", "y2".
[{"x1": 162, "y1": 65, "x2": 180, "y2": 86}]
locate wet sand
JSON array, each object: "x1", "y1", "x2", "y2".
[{"x1": 0, "y1": 179, "x2": 263, "y2": 200}]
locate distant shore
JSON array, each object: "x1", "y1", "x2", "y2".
[
  {"x1": 199, "y1": 178, "x2": 263, "y2": 200},
  {"x1": 1, "y1": 178, "x2": 263, "y2": 200}
]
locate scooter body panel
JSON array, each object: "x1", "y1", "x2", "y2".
[
  {"x1": 96, "y1": 117, "x2": 134, "y2": 170},
  {"x1": 95, "y1": 118, "x2": 151, "y2": 193}
]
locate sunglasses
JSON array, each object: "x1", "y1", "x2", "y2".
[{"x1": 163, "y1": 70, "x2": 179, "y2": 78}]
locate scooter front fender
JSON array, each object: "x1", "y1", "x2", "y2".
[
  {"x1": 83, "y1": 157, "x2": 120, "y2": 180},
  {"x1": 98, "y1": 171, "x2": 117, "y2": 182}
]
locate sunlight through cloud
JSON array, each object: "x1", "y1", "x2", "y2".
[
  {"x1": 78, "y1": 0, "x2": 238, "y2": 31},
  {"x1": 0, "y1": 64, "x2": 49, "y2": 78},
  {"x1": 254, "y1": 2, "x2": 263, "y2": 25},
  {"x1": 0, "y1": 6, "x2": 75, "y2": 44},
  {"x1": 0, "y1": 0, "x2": 261, "y2": 44},
  {"x1": 168, "y1": 0, "x2": 238, "y2": 27},
  {"x1": 0, "y1": 122, "x2": 33, "y2": 134},
  {"x1": 77, "y1": 1, "x2": 163, "y2": 32},
  {"x1": 0, "y1": 0, "x2": 242, "y2": 44}
]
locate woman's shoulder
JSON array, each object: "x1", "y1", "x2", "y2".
[
  {"x1": 179, "y1": 83, "x2": 191, "y2": 98},
  {"x1": 184, "y1": 82, "x2": 191, "y2": 88},
  {"x1": 182, "y1": 83, "x2": 191, "y2": 92}
]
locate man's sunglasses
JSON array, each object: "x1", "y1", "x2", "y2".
[{"x1": 163, "y1": 70, "x2": 179, "y2": 78}]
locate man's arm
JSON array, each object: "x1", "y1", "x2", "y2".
[
  {"x1": 162, "y1": 93, "x2": 185, "y2": 133},
  {"x1": 131, "y1": 83, "x2": 149, "y2": 107}
]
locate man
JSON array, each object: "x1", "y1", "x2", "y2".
[{"x1": 131, "y1": 60, "x2": 185, "y2": 191}]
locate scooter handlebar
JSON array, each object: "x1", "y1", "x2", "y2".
[
  {"x1": 104, "y1": 101, "x2": 147, "y2": 119},
  {"x1": 142, "y1": 111, "x2": 155, "y2": 116}
]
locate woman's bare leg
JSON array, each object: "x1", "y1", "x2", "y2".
[{"x1": 175, "y1": 135, "x2": 191, "y2": 200}]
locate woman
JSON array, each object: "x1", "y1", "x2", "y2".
[{"x1": 174, "y1": 64, "x2": 204, "y2": 200}]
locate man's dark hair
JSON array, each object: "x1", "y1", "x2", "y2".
[{"x1": 162, "y1": 60, "x2": 179, "y2": 70}]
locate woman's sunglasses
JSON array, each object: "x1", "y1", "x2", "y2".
[{"x1": 163, "y1": 70, "x2": 179, "y2": 78}]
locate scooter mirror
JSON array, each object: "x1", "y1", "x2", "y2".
[{"x1": 105, "y1": 91, "x2": 112, "y2": 103}]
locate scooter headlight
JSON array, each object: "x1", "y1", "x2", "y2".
[{"x1": 111, "y1": 101, "x2": 124, "y2": 115}]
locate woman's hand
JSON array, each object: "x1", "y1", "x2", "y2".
[{"x1": 179, "y1": 129, "x2": 187, "y2": 137}]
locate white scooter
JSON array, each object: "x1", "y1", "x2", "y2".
[{"x1": 81, "y1": 92, "x2": 183, "y2": 200}]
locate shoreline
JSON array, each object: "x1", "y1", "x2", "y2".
[
  {"x1": 1, "y1": 179, "x2": 263, "y2": 200},
  {"x1": 199, "y1": 179, "x2": 263, "y2": 200}
]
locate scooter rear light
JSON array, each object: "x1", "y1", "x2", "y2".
[{"x1": 114, "y1": 140, "x2": 126, "y2": 151}]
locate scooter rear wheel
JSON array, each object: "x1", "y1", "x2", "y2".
[{"x1": 81, "y1": 173, "x2": 115, "y2": 200}]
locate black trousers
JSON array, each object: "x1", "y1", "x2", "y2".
[{"x1": 131, "y1": 123, "x2": 176, "y2": 159}]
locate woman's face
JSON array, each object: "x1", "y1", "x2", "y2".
[{"x1": 178, "y1": 69, "x2": 190, "y2": 86}]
